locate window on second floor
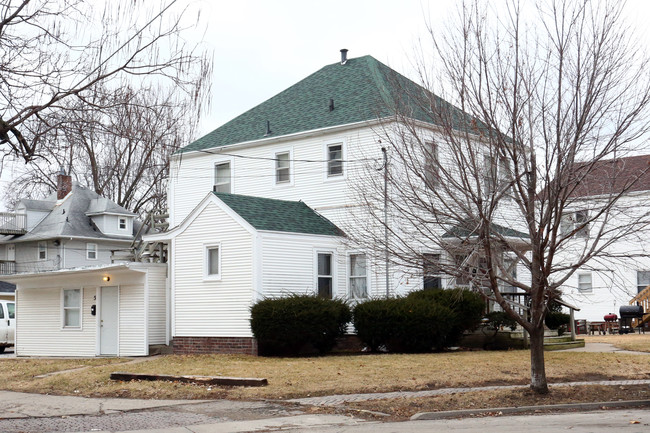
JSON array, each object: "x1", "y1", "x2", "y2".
[
  {"x1": 577, "y1": 272, "x2": 592, "y2": 293},
  {"x1": 87, "y1": 243, "x2": 98, "y2": 260},
  {"x1": 424, "y1": 141, "x2": 439, "y2": 188},
  {"x1": 38, "y1": 241, "x2": 47, "y2": 260},
  {"x1": 275, "y1": 151, "x2": 290, "y2": 184},
  {"x1": 483, "y1": 153, "x2": 497, "y2": 196},
  {"x1": 637, "y1": 271, "x2": 650, "y2": 293},
  {"x1": 561, "y1": 210, "x2": 589, "y2": 238},
  {"x1": 214, "y1": 162, "x2": 232, "y2": 193},
  {"x1": 327, "y1": 143, "x2": 343, "y2": 177},
  {"x1": 118, "y1": 217, "x2": 127, "y2": 230}
]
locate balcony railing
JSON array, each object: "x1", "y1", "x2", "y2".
[
  {"x1": 0, "y1": 260, "x2": 16, "y2": 275},
  {"x1": 0, "y1": 212, "x2": 27, "y2": 235}
]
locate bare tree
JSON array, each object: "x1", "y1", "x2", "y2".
[
  {"x1": 6, "y1": 83, "x2": 194, "y2": 215},
  {"x1": 352, "y1": 0, "x2": 650, "y2": 394},
  {"x1": 0, "y1": 0, "x2": 211, "y2": 162}
]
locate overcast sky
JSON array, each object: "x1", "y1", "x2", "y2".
[{"x1": 2, "y1": 0, "x2": 650, "y2": 208}]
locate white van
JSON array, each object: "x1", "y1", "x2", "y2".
[{"x1": 0, "y1": 300, "x2": 15, "y2": 353}]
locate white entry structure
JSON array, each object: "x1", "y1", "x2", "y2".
[{"x1": 6, "y1": 263, "x2": 167, "y2": 357}]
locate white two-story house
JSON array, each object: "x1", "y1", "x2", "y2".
[{"x1": 146, "y1": 50, "x2": 530, "y2": 355}]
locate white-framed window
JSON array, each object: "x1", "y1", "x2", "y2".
[
  {"x1": 204, "y1": 244, "x2": 221, "y2": 280},
  {"x1": 214, "y1": 161, "x2": 232, "y2": 193},
  {"x1": 637, "y1": 271, "x2": 650, "y2": 293},
  {"x1": 86, "y1": 243, "x2": 98, "y2": 260},
  {"x1": 62, "y1": 288, "x2": 82, "y2": 328},
  {"x1": 38, "y1": 241, "x2": 47, "y2": 260},
  {"x1": 275, "y1": 151, "x2": 291, "y2": 184},
  {"x1": 349, "y1": 253, "x2": 368, "y2": 300},
  {"x1": 561, "y1": 210, "x2": 589, "y2": 238},
  {"x1": 317, "y1": 252, "x2": 334, "y2": 298},
  {"x1": 118, "y1": 217, "x2": 127, "y2": 230},
  {"x1": 326, "y1": 143, "x2": 344, "y2": 177},
  {"x1": 424, "y1": 141, "x2": 439, "y2": 188},
  {"x1": 483, "y1": 153, "x2": 497, "y2": 196},
  {"x1": 423, "y1": 253, "x2": 442, "y2": 290},
  {"x1": 577, "y1": 272, "x2": 593, "y2": 293}
]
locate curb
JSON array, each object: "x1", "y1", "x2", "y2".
[{"x1": 411, "y1": 399, "x2": 650, "y2": 420}]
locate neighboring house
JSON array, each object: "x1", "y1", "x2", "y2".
[
  {"x1": 0, "y1": 172, "x2": 138, "y2": 275},
  {"x1": 557, "y1": 155, "x2": 650, "y2": 322},
  {"x1": 1, "y1": 172, "x2": 168, "y2": 357},
  {"x1": 149, "y1": 50, "x2": 527, "y2": 354},
  {"x1": 0, "y1": 281, "x2": 14, "y2": 301}
]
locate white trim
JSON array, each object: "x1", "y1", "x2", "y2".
[
  {"x1": 61, "y1": 287, "x2": 83, "y2": 330},
  {"x1": 273, "y1": 147, "x2": 294, "y2": 187},
  {"x1": 347, "y1": 251, "x2": 370, "y2": 300},
  {"x1": 252, "y1": 233, "x2": 263, "y2": 302},
  {"x1": 37, "y1": 241, "x2": 47, "y2": 261},
  {"x1": 203, "y1": 243, "x2": 222, "y2": 281},
  {"x1": 213, "y1": 157, "x2": 235, "y2": 194},
  {"x1": 314, "y1": 248, "x2": 337, "y2": 298},
  {"x1": 86, "y1": 243, "x2": 98, "y2": 260},
  {"x1": 323, "y1": 138, "x2": 347, "y2": 181},
  {"x1": 117, "y1": 217, "x2": 129, "y2": 232},
  {"x1": 577, "y1": 272, "x2": 593, "y2": 293},
  {"x1": 143, "y1": 272, "x2": 150, "y2": 355}
]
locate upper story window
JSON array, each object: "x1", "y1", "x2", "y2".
[
  {"x1": 275, "y1": 151, "x2": 290, "y2": 184},
  {"x1": 317, "y1": 252, "x2": 333, "y2": 298},
  {"x1": 349, "y1": 253, "x2": 368, "y2": 300},
  {"x1": 423, "y1": 253, "x2": 442, "y2": 290},
  {"x1": 118, "y1": 217, "x2": 127, "y2": 230},
  {"x1": 577, "y1": 272, "x2": 592, "y2": 293},
  {"x1": 424, "y1": 141, "x2": 439, "y2": 188},
  {"x1": 38, "y1": 241, "x2": 47, "y2": 260},
  {"x1": 214, "y1": 162, "x2": 232, "y2": 193},
  {"x1": 637, "y1": 271, "x2": 650, "y2": 293},
  {"x1": 327, "y1": 143, "x2": 343, "y2": 177},
  {"x1": 483, "y1": 153, "x2": 497, "y2": 196},
  {"x1": 87, "y1": 243, "x2": 98, "y2": 260},
  {"x1": 561, "y1": 210, "x2": 589, "y2": 238},
  {"x1": 62, "y1": 288, "x2": 82, "y2": 328}
]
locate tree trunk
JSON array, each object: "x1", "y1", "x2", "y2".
[{"x1": 529, "y1": 325, "x2": 549, "y2": 394}]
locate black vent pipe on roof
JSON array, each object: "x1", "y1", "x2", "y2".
[
  {"x1": 329, "y1": 98, "x2": 334, "y2": 112},
  {"x1": 264, "y1": 120, "x2": 272, "y2": 137},
  {"x1": 340, "y1": 48, "x2": 348, "y2": 65}
]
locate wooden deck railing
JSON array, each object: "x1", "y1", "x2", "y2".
[
  {"x1": 630, "y1": 285, "x2": 650, "y2": 327},
  {"x1": 0, "y1": 212, "x2": 26, "y2": 235}
]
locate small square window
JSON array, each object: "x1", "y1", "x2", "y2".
[
  {"x1": 118, "y1": 218, "x2": 127, "y2": 230},
  {"x1": 327, "y1": 144, "x2": 343, "y2": 177},
  {"x1": 38, "y1": 242, "x2": 47, "y2": 260},
  {"x1": 276, "y1": 152, "x2": 290, "y2": 183},
  {"x1": 578, "y1": 273, "x2": 592, "y2": 293},
  {"x1": 87, "y1": 243, "x2": 98, "y2": 260}
]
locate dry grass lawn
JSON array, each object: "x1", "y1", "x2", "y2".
[
  {"x1": 583, "y1": 333, "x2": 650, "y2": 352},
  {"x1": 1, "y1": 350, "x2": 649, "y2": 401}
]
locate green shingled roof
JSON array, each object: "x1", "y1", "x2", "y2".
[
  {"x1": 179, "y1": 55, "x2": 464, "y2": 154},
  {"x1": 214, "y1": 192, "x2": 343, "y2": 236}
]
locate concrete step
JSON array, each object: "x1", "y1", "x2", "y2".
[{"x1": 543, "y1": 339, "x2": 586, "y2": 351}]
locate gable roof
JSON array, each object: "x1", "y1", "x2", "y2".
[
  {"x1": 0, "y1": 281, "x2": 15, "y2": 293},
  {"x1": 568, "y1": 155, "x2": 650, "y2": 198},
  {"x1": 12, "y1": 183, "x2": 137, "y2": 243},
  {"x1": 179, "y1": 54, "x2": 467, "y2": 154},
  {"x1": 213, "y1": 192, "x2": 343, "y2": 237}
]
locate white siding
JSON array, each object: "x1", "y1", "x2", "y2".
[
  {"x1": 259, "y1": 232, "x2": 345, "y2": 299},
  {"x1": 147, "y1": 266, "x2": 168, "y2": 345},
  {"x1": 173, "y1": 201, "x2": 255, "y2": 337},
  {"x1": 62, "y1": 239, "x2": 129, "y2": 269},
  {"x1": 16, "y1": 287, "x2": 96, "y2": 357},
  {"x1": 118, "y1": 284, "x2": 147, "y2": 356}
]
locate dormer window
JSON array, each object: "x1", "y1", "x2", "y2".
[{"x1": 118, "y1": 217, "x2": 127, "y2": 231}]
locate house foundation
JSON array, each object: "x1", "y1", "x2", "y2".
[{"x1": 172, "y1": 337, "x2": 258, "y2": 355}]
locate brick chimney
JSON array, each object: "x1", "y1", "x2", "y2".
[{"x1": 56, "y1": 168, "x2": 72, "y2": 200}]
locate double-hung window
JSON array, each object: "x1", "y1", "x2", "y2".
[
  {"x1": 423, "y1": 253, "x2": 442, "y2": 290},
  {"x1": 275, "y1": 152, "x2": 290, "y2": 184},
  {"x1": 561, "y1": 210, "x2": 589, "y2": 238},
  {"x1": 317, "y1": 253, "x2": 333, "y2": 298},
  {"x1": 424, "y1": 141, "x2": 439, "y2": 188},
  {"x1": 327, "y1": 144, "x2": 343, "y2": 177},
  {"x1": 637, "y1": 271, "x2": 650, "y2": 293},
  {"x1": 214, "y1": 162, "x2": 232, "y2": 193},
  {"x1": 483, "y1": 153, "x2": 497, "y2": 196},
  {"x1": 63, "y1": 288, "x2": 82, "y2": 328},
  {"x1": 38, "y1": 241, "x2": 47, "y2": 260},
  {"x1": 118, "y1": 217, "x2": 127, "y2": 230},
  {"x1": 86, "y1": 243, "x2": 98, "y2": 260},
  {"x1": 577, "y1": 273, "x2": 592, "y2": 293},
  {"x1": 349, "y1": 253, "x2": 368, "y2": 299}
]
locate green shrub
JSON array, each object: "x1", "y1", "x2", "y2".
[
  {"x1": 485, "y1": 311, "x2": 518, "y2": 331},
  {"x1": 250, "y1": 294, "x2": 351, "y2": 356},
  {"x1": 388, "y1": 297, "x2": 455, "y2": 352},
  {"x1": 352, "y1": 298, "x2": 402, "y2": 352},
  {"x1": 407, "y1": 288, "x2": 486, "y2": 346},
  {"x1": 545, "y1": 311, "x2": 570, "y2": 330}
]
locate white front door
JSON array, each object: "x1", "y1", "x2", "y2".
[{"x1": 99, "y1": 286, "x2": 118, "y2": 356}]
